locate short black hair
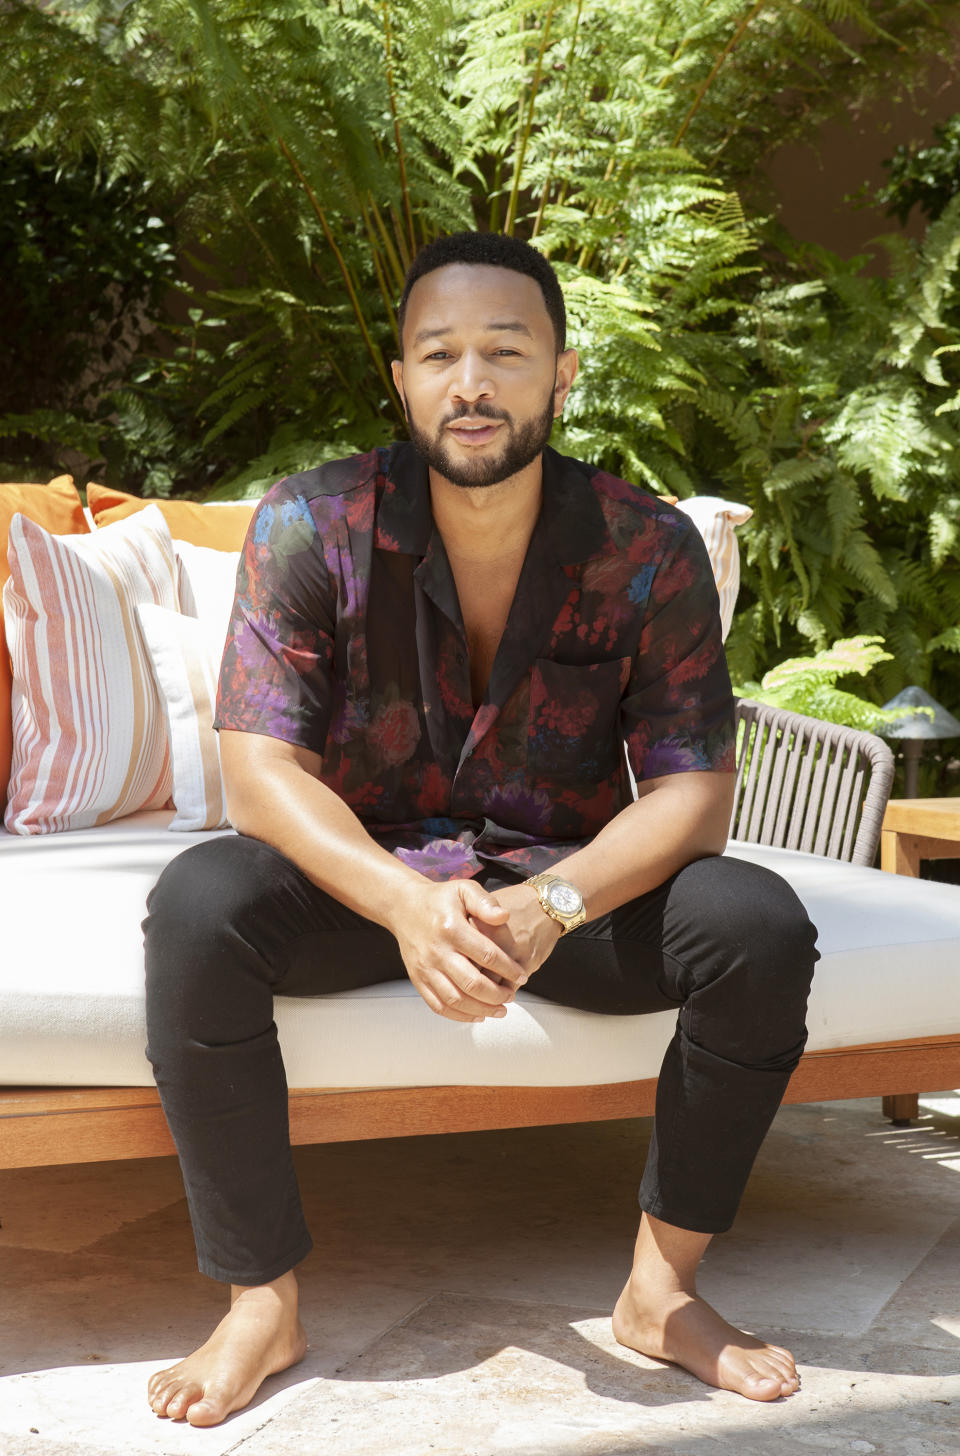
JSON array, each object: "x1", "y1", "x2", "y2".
[{"x1": 396, "y1": 231, "x2": 566, "y2": 353}]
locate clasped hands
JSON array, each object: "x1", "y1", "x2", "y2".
[{"x1": 391, "y1": 879, "x2": 563, "y2": 1023}]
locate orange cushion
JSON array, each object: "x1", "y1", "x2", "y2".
[
  {"x1": 87, "y1": 485, "x2": 256, "y2": 552},
  {"x1": 0, "y1": 476, "x2": 89, "y2": 811}
]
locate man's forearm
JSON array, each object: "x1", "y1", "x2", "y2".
[
  {"x1": 224, "y1": 754, "x2": 425, "y2": 935},
  {"x1": 557, "y1": 772, "x2": 735, "y2": 923}
]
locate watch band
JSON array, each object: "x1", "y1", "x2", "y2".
[{"x1": 525, "y1": 872, "x2": 586, "y2": 935}]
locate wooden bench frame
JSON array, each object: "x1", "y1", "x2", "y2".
[{"x1": 3, "y1": 1034, "x2": 959, "y2": 1170}]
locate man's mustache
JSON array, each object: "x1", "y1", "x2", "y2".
[{"x1": 442, "y1": 403, "x2": 511, "y2": 425}]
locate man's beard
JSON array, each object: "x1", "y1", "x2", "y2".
[{"x1": 405, "y1": 392, "x2": 556, "y2": 489}]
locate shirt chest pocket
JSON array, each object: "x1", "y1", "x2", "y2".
[{"x1": 527, "y1": 657, "x2": 632, "y2": 783}]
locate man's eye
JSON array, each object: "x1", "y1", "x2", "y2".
[
  {"x1": 424, "y1": 351, "x2": 451, "y2": 362},
  {"x1": 494, "y1": 348, "x2": 520, "y2": 356}
]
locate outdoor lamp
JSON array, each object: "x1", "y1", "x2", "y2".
[{"x1": 879, "y1": 686, "x2": 960, "y2": 798}]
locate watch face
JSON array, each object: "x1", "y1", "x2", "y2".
[{"x1": 547, "y1": 881, "x2": 583, "y2": 916}]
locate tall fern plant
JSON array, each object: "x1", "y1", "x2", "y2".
[
  {"x1": 1, "y1": 0, "x2": 949, "y2": 481},
  {"x1": 716, "y1": 200, "x2": 960, "y2": 713},
  {"x1": 2, "y1": 0, "x2": 960, "y2": 709}
]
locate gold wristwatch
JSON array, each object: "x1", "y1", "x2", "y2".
[{"x1": 525, "y1": 872, "x2": 586, "y2": 935}]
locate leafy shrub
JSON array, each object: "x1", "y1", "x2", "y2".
[
  {"x1": 874, "y1": 111, "x2": 960, "y2": 225},
  {"x1": 702, "y1": 200, "x2": 960, "y2": 718},
  {"x1": 0, "y1": 146, "x2": 175, "y2": 482},
  {"x1": 0, "y1": 0, "x2": 958, "y2": 715},
  {"x1": 733, "y1": 636, "x2": 912, "y2": 732},
  {"x1": 1, "y1": 0, "x2": 950, "y2": 485}
]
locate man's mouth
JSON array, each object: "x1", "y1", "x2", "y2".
[{"x1": 446, "y1": 418, "x2": 504, "y2": 444}]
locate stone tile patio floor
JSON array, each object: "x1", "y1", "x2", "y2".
[{"x1": 1, "y1": 1092, "x2": 959, "y2": 1456}]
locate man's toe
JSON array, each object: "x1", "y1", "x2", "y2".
[
  {"x1": 148, "y1": 1366, "x2": 188, "y2": 1415},
  {"x1": 185, "y1": 1393, "x2": 230, "y2": 1428},
  {"x1": 165, "y1": 1383, "x2": 203, "y2": 1421},
  {"x1": 149, "y1": 1382, "x2": 175, "y2": 1416},
  {"x1": 767, "y1": 1354, "x2": 797, "y2": 1382},
  {"x1": 147, "y1": 1371, "x2": 170, "y2": 1403},
  {"x1": 743, "y1": 1369, "x2": 788, "y2": 1401}
]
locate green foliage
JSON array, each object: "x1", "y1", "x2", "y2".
[
  {"x1": 0, "y1": 0, "x2": 950, "y2": 487},
  {"x1": 0, "y1": 0, "x2": 959, "y2": 712},
  {"x1": 875, "y1": 111, "x2": 960, "y2": 225},
  {"x1": 716, "y1": 202, "x2": 960, "y2": 717},
  {"x1": 0, "y1": 146, "x2": 176, "y2": 479},
  {"x1": 732, "y1": 635, "x2": 919, "y2": 731}
]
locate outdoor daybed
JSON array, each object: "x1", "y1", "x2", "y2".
[{"x1": 2, "y1": 476, "x2": 960, "y2": 1171}]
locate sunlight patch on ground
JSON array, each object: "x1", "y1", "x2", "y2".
[
  {"x1": 862, "y1": 1101, "x2": 960, "y2": 1174},
  {"x1": 919, "y1": 1088, "x2": 960, "y2": 1117}
]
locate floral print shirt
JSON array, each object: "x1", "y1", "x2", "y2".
[{"x1": 214, "y1": 443, "x2": 735, "y2": 880}]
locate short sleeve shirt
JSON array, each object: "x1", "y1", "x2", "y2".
[{"x1": 214, "y1": 443, "x2": 735, "y2": 880}]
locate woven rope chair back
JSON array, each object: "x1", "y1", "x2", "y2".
[{"x1": 732, "y1": 699, "x2": 895, "y2": 866}]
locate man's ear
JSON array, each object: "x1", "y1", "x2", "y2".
[
  {"x1": 391, "y1": 357, "x2": 405, "y2": 410},
  {"x1": 553, "y1": 348, "x2": 578, "y2": 417}
]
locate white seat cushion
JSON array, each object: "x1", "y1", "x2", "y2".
[{"x1": 2, "y1": 816, "x2": 959, "y2": 1088}]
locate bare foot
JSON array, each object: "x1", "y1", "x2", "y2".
[
  {"x1": 613, "y1": 1280, "x2": 799, "y2": 1402},
  {"x1": 147, "y1": 1271, "x2": 307, "y2": 1427}
]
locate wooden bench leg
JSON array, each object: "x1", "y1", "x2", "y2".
[{"x1": 882, "y1": 1093, "x2": 919, "y2": 1125}]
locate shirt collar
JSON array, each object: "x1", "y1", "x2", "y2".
[
  {"x1": 374, "y1": 442, "x2": 431, "y2": 554},
  {"x1": 539, "y1": 445, "x2": 611, "y2": 564},
  {"x1": 375, "y1": 441, "x2": 612, "y2": 564}
]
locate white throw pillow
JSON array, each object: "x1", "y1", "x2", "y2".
[
  {"x1": 136, "y1": 540, "x2": 239, "y2": 832},
  {"x1": 173, "y1": 538, "x2": 240, "y2": 644},
  {"x1": 3, "y1": 504, "x2": 179, "y2": 834},
  {"x1": 137, "y1": 604, "x2": 231, "y2": 831},
  {"x1": 673, "y1": 496, "x2": 752, "y2": 640}
]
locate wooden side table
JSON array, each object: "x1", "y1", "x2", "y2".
[
  {"x1": 881, "y1": 798, "x2": 960, "y2": 878},
  {"x1": 880, "y1": 798, "x2": 960, "y2": 1122}
]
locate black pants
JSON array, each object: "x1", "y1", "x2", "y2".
[{"x1": 144, "y1": 836, "x2": 818, "y2": 1285}]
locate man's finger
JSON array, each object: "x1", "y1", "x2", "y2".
[
  {"x1": 459, "y1": 882, "x2": 510, "y2": 925},
  {"x1": 459, "y1": 923, "x2": 527, "y2": 987},
  {"x1": 444, "y1": 952, "x2": 518, "y2": 1006},
  {"x1": 431, "y1": 962, "x2": 511, "y2": 1019},
  {"x1": 413, "y1": 975, "x2": 483, "y2": 1023}
]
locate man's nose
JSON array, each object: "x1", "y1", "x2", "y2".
[{"x1": 448, "y1": 350, "x2": 493, "y2": 403}]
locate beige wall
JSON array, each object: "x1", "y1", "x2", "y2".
[{"x1": 755, "y1": 49, "x2": 960, "y2": 260}]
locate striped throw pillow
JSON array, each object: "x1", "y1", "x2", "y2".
[
  {"x1": 0, "y1": 475, "x2": 90, "y2": 813},
  {"x1": 674, "y1": 496, "x2": 753, "y2": 641},
  {"x1": 3, "y1": 505, "x2": 179, "y2": 834}
]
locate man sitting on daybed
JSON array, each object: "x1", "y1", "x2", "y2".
[{"x1": 143, "y1": 230, "x2": 818, "y2": 1427}]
